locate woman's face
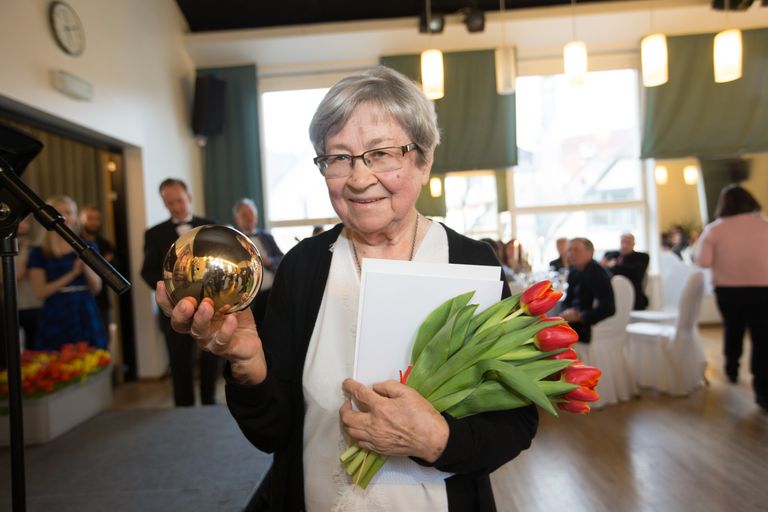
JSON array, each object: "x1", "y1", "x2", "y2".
[
  {"x1": 54, "y1": 200, "x2": 78, "y2": 229},
  {"x1": 323, "y1": 103, "x2": 430, "y2": 237}
]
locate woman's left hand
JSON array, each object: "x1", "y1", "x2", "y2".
[{"x1": 340, "y1": 379, "x2": 449, "y2": 463}]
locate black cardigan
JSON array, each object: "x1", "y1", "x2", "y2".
[{"x1": 225, "y1": 224, "x2": 539, "y2": 511}]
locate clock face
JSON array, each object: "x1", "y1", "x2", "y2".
[{"x1": 49, "y1": 1, "x2": 85, "y2": 56}]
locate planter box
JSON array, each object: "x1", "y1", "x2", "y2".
[{"x1": 0, "y1": 367, "x2": 112, "y2": 445}]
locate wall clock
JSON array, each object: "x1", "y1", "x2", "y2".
[{"x1": 49, "y1": 1, "x2": 86, "y2": 56}]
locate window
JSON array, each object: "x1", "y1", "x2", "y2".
[
  {"x1": 511, "y1": 69, "x2": 645, "y2": 269},
  {"x1": 443, "y1": 172, "x2": 498, "y2": 240},
  {"x1": 261, "y1": 88, "x2": 336, "y2": 250}
]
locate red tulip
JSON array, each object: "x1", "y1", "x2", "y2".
[
  {"x1": 562, "y1": 365, "x2": 602, "y2": 389},
  {"x1": 557, "y1": 400, "x2": 591, "y2": 414},
  {"x1": 534, "y1": 324, "x2": 579, "y2": 352},
  {"x1": 521, "y1": 281, "x2": 563, "y2": 316},
  {"x1": 550, "y1": 348, "x2": 579, "y2": 361},
  {"x1": 565, "y1": 386, "x2": 600, "y2": 402}
]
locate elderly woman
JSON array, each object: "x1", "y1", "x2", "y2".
[{"x1": 157, "y1": 66, "x2": 537, "y2": 511}]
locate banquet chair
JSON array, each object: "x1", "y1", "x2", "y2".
[
  {"x1": 629, "y1": 253, "x2": 693, "y2": 324},
  {"x1": 626, "y1": 270, "x2": 707, "y2": 396},
  {"x1": 574, "y1": 275, "x2": 637, "y2": 408}
]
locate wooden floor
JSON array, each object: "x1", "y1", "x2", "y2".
[{"x1": 110, "y1": 326, "x2": 768, "y2": 512}]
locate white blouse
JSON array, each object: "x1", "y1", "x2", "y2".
[{"x1": 302, "y1": 221, "x2": 451, "y2": 512}]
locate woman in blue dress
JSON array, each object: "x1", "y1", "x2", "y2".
[{"x1": 27, "y1": 195, "x2": 107, "y2": 350}]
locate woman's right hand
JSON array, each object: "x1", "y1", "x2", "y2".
[{"x1": 156, "y1": 281, "x2": 268, "y2": 385}]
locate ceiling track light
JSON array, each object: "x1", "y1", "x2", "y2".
[
  {"x1": 419, "y1": 11, "x2": 444, "y2": 34},
  {"x1": 463, "y1": 7, "x2": 485, "y2": 33}
]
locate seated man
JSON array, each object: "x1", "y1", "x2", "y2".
[
  {"x1": 561, "y1": 237, "x2": 616, "y2": 344},
  {"x1": 601, "y1": 233, "x2": 649, "y2": 310},
  {"x1": 549, "y1": 237, "x2": 569, "y2": 272}
]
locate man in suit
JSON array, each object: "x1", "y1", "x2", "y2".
[
  {"x1": 601, "y1": 233, "x2": 649, "y2": 310},
  {"x1": 549, "y1": 237, "x2": 569, "y2": 272},
  {"x1": 561, "y1": 237, "x2": 615, "y2": 344},
  {"x1": 232, "y1": 198, "x2": 284, "y2": 329},
  {"x1": 140, "y1": 178, "x2": 220, "y2": 406}
]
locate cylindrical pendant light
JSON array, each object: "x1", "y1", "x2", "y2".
[
  {"x1": 429, "y1": 176, "x2": 443, "y2": 197},
  {"x1": 495, "y1": 46, "x2": 517, "y2": 95},
  {"x1": 564, "y1": 41, "x2": 588, "y2": 86},
  {"x1": 421, "y1": 49, "x2": 444, "y2": 100},
  {"x1": 683, "y1": 165, "x2": 699, "y2": 185},
  {"x1": 654, "y1": 165, "x2": 668, "y2": 185},
  {"x1": 714, "y1": 28, "x2": 742, "y2": 83},
  {"x1": 641, "y1": 33, "x2": 668, "y2": 87}
]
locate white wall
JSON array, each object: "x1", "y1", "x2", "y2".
[{"x1": 0, "y1": 0, "x2": 202, "y2": 377}]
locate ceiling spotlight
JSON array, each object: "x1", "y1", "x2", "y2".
[
  {"x1": 419, "y1": 11, "x2": 445, "y2": 33},
  {"x1": 463, "y1": 7, "x2": 485, "y2": 33}
]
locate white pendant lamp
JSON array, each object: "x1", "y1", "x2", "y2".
[
  {"x1": 429, "y1": 176, "x2": 443, "y2": 197},
  {"x1": 495, "y1": 46, "x2": 517, "y2": 95},
  {"x1": 564, "y1": 41, "x2": 588, "y2": 86},
  {"x1": 683, "y1": 165, "x2": 699, "y2": 185},
  {"x1": 563, "y1": 0, "x2": 587, "y2": 86},
  {"x1": 654, "y1": 165, "x2": 668, "y2": 185},
  {"x1": 421, "y1": 0, "x2": 444, "y2": 100},
  {"x1": 641, "y1": 33, "x2": 668, "y2": 87},
  {"x1": 421, "y1": 49, "x2": 444, "y2": 100},
  {"x1": 495, "y1": 0, "x2": 516, "y2": 95},
  {"x1": 714, "y1": 28, "x2": 742, "y2": 83}
]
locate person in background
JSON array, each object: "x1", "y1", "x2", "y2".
[
  {"x1": 17, "y1": 216, "x2": 42, "y2": 350},
  {"x1": 312, "y1": 225, "x2": 325, "y2": 237},
  {"x1": 480, "y1": 238, "x2": 505, "y2": 266},
  {"x1": 502, "y1": 238, "x2": 531, "y2": 278},
  {"x1": 601, "y1": 233, "x2": 649, "y2": 310},
  {"x1": 549, "y1": 237, "x2": 569, "y2": 272},
  {"x1": 669, "y1": 225, "x2": 688, "y2": 259},
  {"x1": 232, "y1": 198, "x2": 284, "y2": 330},
  {"x1": 696, "y1": 184, "x2": 768, "y2": 412},
  {"x1": 140, "y1": 178, "x2": 220, "y2": 407},
  {"x1": 157, "y1": 66, "x2": 537, "y2": 511},
  {"x1": 80, "y1": 205, "x2": 117, "y2": 330},
  {"x1": 28, "y1": 196, "x2": 106, "y2": 350},
  {"x1": 561, "y1": 237, "x2": 615, "y2": 344}
]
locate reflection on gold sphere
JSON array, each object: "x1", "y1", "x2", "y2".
[{"x1": 162, "y1": 225, "x2": 263, "y2": 314}]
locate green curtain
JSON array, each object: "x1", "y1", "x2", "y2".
[
  {"x1": 641, "y1": 28, "x2": 768, "y2": 159},
  {"x1": 198, "y1": 65, "x2": 264, "y2": 227},
  {"x1": 381, "y1": 50, "x2": 515, "y2": 214},
  {"x1": 381, "y1": 50, "x2": 517, "y2": 172}
]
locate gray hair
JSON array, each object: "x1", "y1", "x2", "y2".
[
  {"x1": 309, "y1": 66, "x2": 440, "y2": 167},
  {"x1": 232, "y1": 197, "x2": 257, "y2": 217}
]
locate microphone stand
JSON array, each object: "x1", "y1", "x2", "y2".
[{"x1": 1, "y1": 124, "x2": 131, "y2": 512}]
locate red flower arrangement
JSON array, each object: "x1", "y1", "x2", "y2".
[{"x1": 0, "y1": 342, "x2": 111, "y2": 398}]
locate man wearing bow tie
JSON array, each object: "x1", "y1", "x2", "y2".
[
  {"x1": 140, "y1": 178, "x2": 219, "y2": 406},
  {"x1": 232, "y1": 198, "x2": 284, "y2": 329}
]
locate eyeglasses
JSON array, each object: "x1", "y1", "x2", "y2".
[{"x1": 313, "y1": 143, "x2": 419, "y2": 179}]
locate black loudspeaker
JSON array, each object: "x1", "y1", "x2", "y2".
[{"x1": 192, "y1": 74, "x2": 226, "y2": 137}]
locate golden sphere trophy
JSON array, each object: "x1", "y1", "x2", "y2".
[{"x1": 162, "y1": 225, "x2": 263, "y2": 314}]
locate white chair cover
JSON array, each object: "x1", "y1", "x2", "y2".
[
  {"x1": 629, "y1": 254, "x2": 693, "y2": 324},
  {"x1": 626, "y1": 271, "x2": 707, "y2": 396},
  {"x1": 574, "y1": 275, "x2": 637, "y2": 408}
]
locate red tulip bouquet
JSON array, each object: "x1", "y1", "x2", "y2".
[{"x1": 340, "y1": 280, "x2": 602, "y2": 488}]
